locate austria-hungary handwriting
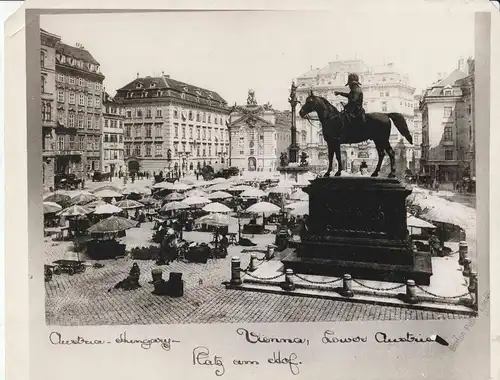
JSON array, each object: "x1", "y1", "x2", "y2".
[{"x1": 49, "y1": 331, "x2": 180, "y2": 351}]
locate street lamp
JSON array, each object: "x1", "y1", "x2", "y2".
[{"x1": 288, "y1": 80, "x2": 300, "y2": 163}]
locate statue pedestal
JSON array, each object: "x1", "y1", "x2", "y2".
[
  {"x1": 278, "y1": 164, "x2": 309, "y2": 184},
  {"x1": 281, "y1": 177, "x2": 432, "y2": 285}
]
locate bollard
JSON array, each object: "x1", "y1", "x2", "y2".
[
  {"x1": 230, "y1": 256, "x2": 242, "y2": 286},
  {"x1": 266, "y1": 244, "x2": 276, "y2": 260},
  {"x1": 342, "y1": 274, "x2": 354, "y2": 298},
  {"x1": 463, "y1": 257, "x2": 472, "y2": 277},
  {"x1": 151, "y1": 268, "x2": 163, "y2": 283},
  {"x1": 405, "y1": 280, "x2": 418, "y2": 304},
  {"x1": 282, "y1": 268, "x2": 296, "y2": 291},
  {"x1": 458, "y1": 241, "x2": 468, "y2": 265},
  {"x1": 249, "y1": 253, "x2": 258, "y2": 272},
  {"x1": 468, "y1": 270, "x2": 478, "y2": 311}
]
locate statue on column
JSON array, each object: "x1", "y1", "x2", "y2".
[
  {"x1": 289, "y1": 81, "x2": 298, "y2": 103},
  {"x1": 247, "y1": 89, "x2": 257, "y2": 105},
  {"x1": 280, "y1": 152, "x2": 289, "y2": 167},
  {"x1": 300, "y1": 151, "x2": 309, "y2": 167}
]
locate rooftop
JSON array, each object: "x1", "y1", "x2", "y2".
[{"x1": 56, "y1": 42, "x2": 100, "y2": 66}]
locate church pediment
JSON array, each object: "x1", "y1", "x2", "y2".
[{"x1": 229, "y1": 113, "x2": 273, "y2": 128}]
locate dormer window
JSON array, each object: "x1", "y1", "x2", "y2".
[
  {"x1": 136, "y1": 83, "x2": 143, "y2": 89},
  {"x1": 61, "y1": 55, "x2": 66, "y2": 63},
  {"x1": 183, "y1": 86, "x2": 188, "y2": 92},
  {"x1": 443, "y1": 85, "x2": 453, "y2": 96},
  {"x1": 150, "y1": 83, "x2": 156, "y2": 88}
]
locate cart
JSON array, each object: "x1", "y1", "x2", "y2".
[{"x1": 52, "y1": 260, "x2": 86, "y2": 275}]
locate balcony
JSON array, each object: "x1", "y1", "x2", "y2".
[
  {"x1": 53, "y1": 149, "x2": 82, "y2": 156},
  {"x1": 55, "y1": 126, "x2": 78, "y2": 135},
  {"x1": 42, "y1": 119, "x2": 55, "y2": 128}
]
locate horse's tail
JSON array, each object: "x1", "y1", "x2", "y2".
[{"x1": 388, "y1": 113, "x2": 413, "y2": 144}]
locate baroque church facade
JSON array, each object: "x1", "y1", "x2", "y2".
[{"x1": 227, "y1": 90, "x2": 291, "y2": 172}]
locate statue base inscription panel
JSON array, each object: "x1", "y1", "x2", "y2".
[{"x1": 281, "y1": 177, "x2": 432, "y2": 285}]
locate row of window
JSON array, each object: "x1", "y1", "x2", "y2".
[
  {"x1": 125, "y1": 125, "x2": 162, "y2": 138},
  {"x1": 56, "y1": 53, "x2": 101, "y2": 74},
  {"x1": 172, "y1": 109, "x2": 225, "y2": 125},
  {"x1": 53, "y1": 135, "x2": 101, "y2": 151},
  {"x1": 103, "y1": 149, "x2": 124, "y2": 161},
  {"x1": 57, "y1": 90, "x2": 101, "y2": 108},
  {"x1": 104, "y1": 119, "x2": 122, "y2": 129},
  {"x1": 56, "y1": 73, "x2": 101, "y2": 90},
  {"x1": 103, "y1": 133, "x2": 123, "y2": 143},
  {"x1": 125, "y1": 144, "x2": 163, "y2": 157},
  {"x1": 57, "y1": 110, "x2": 101, "y2": 129},
  {"x1": 173, "y1": 124, "x2": 228, "y2": 142},
  {"x1": 126, "y1": 107, "x2": 162, "y2": 118}
]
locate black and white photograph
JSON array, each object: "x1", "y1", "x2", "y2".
[{"x1": 38, "y1": 9, "x2": 482, "y2": 326}]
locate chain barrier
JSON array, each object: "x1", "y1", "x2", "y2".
[
  {"x1": 293, "y1": 273, "x2": 342, "y2": 285},
  {"x1": 351, "y1": 279, "x2": 406, "y2": 291},
  {"x1": 415, "y1": 284, "x2": 471, "y2": 299},
  {"x1": 240, "y1": 269, "x2": 285, "y2": 281}
]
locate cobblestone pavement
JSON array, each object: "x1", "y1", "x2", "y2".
[{"x1": 45, "y1": 238, "x2": 469, "y2": 325}]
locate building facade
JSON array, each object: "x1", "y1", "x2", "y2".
[
  {"x1": 41, "y1": 29, "x2": 60, "y2": 191},
  {"x1": 101, "y1": 92, "x2": 125, "y2": 176},
  {"x1": 227, "y1": 91, "x2": 291, "y2": 172},
  {"x1": 295, "y1": 59, "x2": 417, "y2": 175},
  {"x1": 419, "y1": 58, "x2": 475, "y2": 184},
  {"x1": 54, "y1": 41, "x2": 105, "y2": 177},
  {"x1": 412, "y1": 94, "x2": 423, "y2": 173},
  {"x1": 114, "y1": 74, "x2": 230, "y2": 175}
]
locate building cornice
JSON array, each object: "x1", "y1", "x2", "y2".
[
  {"x1": 116, "y1": 97, "x2": 230, "y2": 114},
  {"x1": 56, "y1": 64, "x2": 105, "y2": 82}
]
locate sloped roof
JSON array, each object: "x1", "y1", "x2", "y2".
[
  {"x1": 116, "y1": 75, "x2": 227, "y2": 105},
  {"x1": 433, "y1": 69, "x2": 468, "y2": 87},
  {"x1": 56, "y1": 42, "x2": 100, "y2": 65}
]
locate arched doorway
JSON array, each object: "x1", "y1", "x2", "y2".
[
  {"x1": 128, "y1": 160, "x2": 139, "y2": 173},
  {"x1": 248, "y1": 157, "x2": 257, "y2": 171}
]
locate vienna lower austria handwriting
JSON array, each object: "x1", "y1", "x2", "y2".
[
  {"x1": 49, "y1": 331, "x2": 180, "y2": 351},
  {"x1": 321, "y1": 330, "x2": 442, "y2": 344}
]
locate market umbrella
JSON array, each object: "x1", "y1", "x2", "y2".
[
  {"x1": 267, "y1": 186, "x2": 292, "y2": 194},
  {"x1": 290, "y1": 203, "x2": 309, "y2": 216},
  {"x1": 195, "y1": 213, "x2": 237, "y2": 227},
  {"x1": 87, "y1": 215, "x2": 138, "y2": 234},
  {"x1": 153, "y1": 181, "x2": 175, "y2": 190},
  {"x1": 179, "y1": 179, "x2": 195, "y2": 185},
  {"x1": 43, "y1": 201, "x2": 63, "y2": 214},
  {"x1": 94, "y1": 189, "x2": 123, "y2": 199},
  {"x1": 85, "y1": 199, "x2": 108, "y2": 209},
  {"x1": 122, "y1": 186, "x2": 151, "y2": 196},
  {"x1": 164, "y1": 192, "x2": 186, "y2": 201},
  {"x1": 203, "y1": 202, "x2": 232, "y2": 213},
  {"x1": 139, "y1": 197, "x2": 159, "y2": 206},
  {"x1": 207, "y1": 191, "x2": 233, "y2": 200},
  {"x1": 183, "y1": 196, "x2": 212, "y2": 206},
  {"x1": 58, "y1": 205, "x2": 91, "y2": 217},
  {"x1": 285, "y1": 201, "x2": 309, "y2": 210},
  {"x1": 229, "y1": 185, "x2": 254, "y2": 192},
  {"x1": 93, "y1": 204, "x2": 123, "y2": 215},
  {"x1": 240, "y1": 188, "x2": 267, "y2": 198},
  {"x1": 290, "y1": 190, "x2": 309, "y2": 201},
  {"x1": 186, "y1": 188, "x2": 209, "y2": 198},
  {"x1": 44, "y1": 193, "x2": 71, "y2": 204},
  {"x1": 160, "y1": 201, "x2": 190, "y2": 212},
  {"x1": 70, "y1": 193, "x2": 97, "y2": 205},
  {"x1": 207, "y1": 183, "x2": 232, "y2": 192},
  {"x1": 246, "y1": 202, "x2": 281, "y2": 214},
  {"x1": 172, "y1": 183, "x2": 191, "y2": 191},
  {"x1": 114, "y1": 199, "x2": 145, "y2": 210},
  {"x1": 407, "y1": 215, "x2": 436, "y2": 229},
  {"x1": 209, "y1": 178, "x2": 230, "y2": 185},
  {"x1": 92, "y1": 185, "x2": 122, "y2": 193}
]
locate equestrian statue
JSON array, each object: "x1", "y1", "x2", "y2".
[{"x1": 298, "y1": 73, "x2": 413, "y2": 178}]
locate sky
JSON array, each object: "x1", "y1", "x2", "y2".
[{"x1": 41, "y1": 10, "x2": 475, "y2": 110}]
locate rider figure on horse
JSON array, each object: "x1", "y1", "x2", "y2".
[{"x1": 334, "y1": 73, "x2": 366, "y2": 129}]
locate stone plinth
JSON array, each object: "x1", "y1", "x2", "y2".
[
  {"x1": 278, "y1": 165, "x2": 309, "y2": 184},
  {"x1": 282, "y1": 177, "x2": 433, "y2": 285}
]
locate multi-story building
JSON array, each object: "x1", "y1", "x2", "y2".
[
  {"x1": 114, "y1": 74, "x2": 230, "y2": 175},
  {"x1": 419, "y1": 58, "x2": 475, "y2": 185},
  {"x1": 40, "y1": 29, "x2": 60, "y2": 191},
  {"x1": 295, "y1": 59, "x2": 416, "y2": 175},
  {"x1": 412, "y1": 94, "x2": 423, "y2": 173},
  {"x1": 101, "y1": 92, "x2": 125, "y2": 176},
  {"x1": 54, "y1": 41, "x2": 105, "y2": 177},
  {"x1": 227, "y1": 91, "x2": 291, "y2": 172}
]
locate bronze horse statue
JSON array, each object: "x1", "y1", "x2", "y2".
[{"x1": 299, "y1": 91, "x2": 413, "y2": 178}]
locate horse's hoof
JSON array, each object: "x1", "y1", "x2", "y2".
[
  {"x1": 334, "y1": 171, "x2": 342, "y2": 177},
  {"x1": 388, "y1": 173, "x2": 396, "y2": 179},
  {"x1": 371, "y1": 172, "x2": 378, "y2": 177},
  {"x1": 323, "y1": 172, "x2": 331, "y2": 178}
]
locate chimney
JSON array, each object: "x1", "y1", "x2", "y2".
[
  {"x1": 137, "y1": 73, "x2": 139, "y2": 79},
  {"x1": 458, "y1": 58, "x2": 466, "y2": 72},
  {"x1": 162, "y1": 71, "x2": 164, "y2": 75},
  {"x1": 310, "y1": 65, "x2": 312, "y2": 70}
]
